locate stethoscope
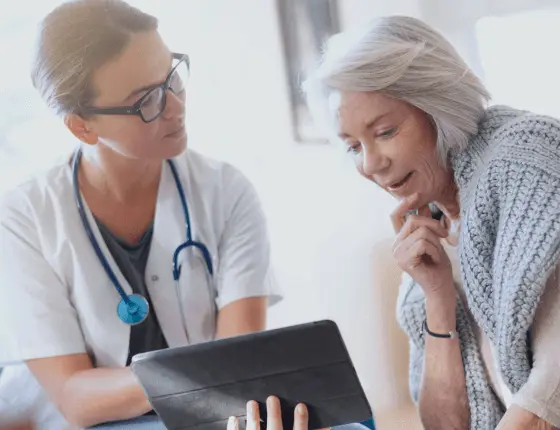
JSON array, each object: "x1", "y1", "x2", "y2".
[{"x1": 72, "y1": 149, "x2": 213, "y2": 325}]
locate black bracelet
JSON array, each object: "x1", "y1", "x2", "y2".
[{"x1": 423, "y1": 319, "x2": 458, "y2": 339}]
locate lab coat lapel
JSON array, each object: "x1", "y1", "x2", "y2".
[
  {"x1": 75, "y1": 194, "x2": 132, "y2": 366},
  {"x1": 145, "y1": 161, "x2": 190, "y2": 347},
  {"x1": 81, "y1": 204, "x2": 133, "y2": 298}
]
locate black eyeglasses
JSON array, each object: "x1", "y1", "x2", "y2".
[{"x1": 82, "y1": 53, "x2": 190, "y2": 123}]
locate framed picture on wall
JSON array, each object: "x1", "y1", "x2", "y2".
[{"x1": 277, "y1": 0, "x2": 341, "y2": 143}]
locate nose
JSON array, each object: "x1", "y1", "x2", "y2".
[
  {"x1": 361, "y1": 144, "x2": 390, "y2": 176},
  {"x1": 161, "y1": 89, "x2": 185, "y2": 120}
]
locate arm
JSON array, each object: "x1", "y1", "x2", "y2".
[
  {"x1": 216, "y1": 297, "x2": 268, "y2": 339},
  {"x1": 418, "y1": 293, "x2": 469, "y2": 429},
  {"x1": 25, "y1": 354, "x2": 151, "y2": 428},
  {"x1": 497, "y1": 266, "x2": 560, "y2": 430},
  {"x1": 497, "y1": 405, "x2": 555, "y2": 430},
  {"x1": 392, "y1": 196, "x2": 469, "y2": 430},
  {"x1": 0, "y1": 204, "x2": 151, "y2": 428},
  {"x1": 214, "y1": 167, "x2": 281, "y2": 321}
]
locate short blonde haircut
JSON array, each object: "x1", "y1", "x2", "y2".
[
  {"x1": 303, "y1": 15, "x2": 491, "y2": 165},
  {"x1": 31, "y1": 0, "x2": 158, "y2": 116}
]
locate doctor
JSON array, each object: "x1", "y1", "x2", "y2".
[{"x1": 0, "y1": 0, "x2": 281, "y2": 429}]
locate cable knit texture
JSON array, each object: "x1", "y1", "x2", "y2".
[{"x1": 396, "y1": 105, "x2": 560, "y2": 429}]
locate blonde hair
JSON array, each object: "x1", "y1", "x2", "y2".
[
  {"x1": 303, "y1": 15, "x2": 491, "y2": 164},
  {"x1": 31, "y1": 0, "x2": 158, "y2": 116}
]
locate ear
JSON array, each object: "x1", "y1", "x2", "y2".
[{"x1": 64, "y1": 114, "x2": 99, "y2": 145}]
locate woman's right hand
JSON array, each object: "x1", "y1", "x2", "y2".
[
  {"x1": 228, "y1": 396, "x2": 313, "y2": 430},
  {"x1": 391, "y1": 193, "x2": 455, "y2": 301}
]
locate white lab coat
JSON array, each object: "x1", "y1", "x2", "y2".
[{"x1": 0, "y1": 149, "x2": 281, "y2": 429}]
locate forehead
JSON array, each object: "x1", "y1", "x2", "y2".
[
  {"x1": 91, "y1": 31, "x2": 171, "y2": 105},
  {"x1": 330, "y1": 91, "x2": 408, "y2": 135},
  {"x1": 331, "y1": 91, "x2": 387, "y2": 121}
]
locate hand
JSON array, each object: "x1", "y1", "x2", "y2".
[
  {"x1": 391, "y1": 193, "x2": 454, "y2": 300},
  {"x1": 227, "y1": 396, "x2": 316, "y2": 430}
]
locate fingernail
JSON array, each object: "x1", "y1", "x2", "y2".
[
  {"x1": 297, "y1": 404, "x2": 307, "y2": 416},
  {"x1": 248, "y1": 401, "x2": 257, "y2": 416}
]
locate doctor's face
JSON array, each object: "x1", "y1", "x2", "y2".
[
  {"x1": 332, "y1": 90, "x2": 452, "y2": 208},
  {"x1": 85, "y1": 30, "x2": 187, "y2": 160}
]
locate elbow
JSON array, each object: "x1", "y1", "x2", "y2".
[
  {"x1": 58, "y1": 401, "x2": 92, "y2": 429},
  {"x1": 56, "y1": 384, "x2": 97, "y2": 429},
  {"x1": 60, "y1": 405, "x2": 101, "y2": 429}
]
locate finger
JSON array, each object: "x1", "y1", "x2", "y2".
[
  {"x1": 390, "y1": 193, "x2": 420, "y2": 233},
  {"x1": 228, "y1": 416, "x2": 240, "y2": 430},
  {"x1": 395, "y1": 214, "x2": 448, "y2": 243},
  {"x1": 246, "y1": 401, "x2": 261, "y2": 430},
  {"x1": 393, "y1": 218, "x2": 448, "y2": 253},
  {"x1": 395, "y1": 227, "x2": 444, "y2": 264},
  {"x1": 266, "y1": 396, "x2": 283, "y2": 430},
  {"x1": 293, "y1": 403, "x2": 309, "y2": 430},
  {"x1": 407, "y1": 238, "x2": 442, "y2": 267}
]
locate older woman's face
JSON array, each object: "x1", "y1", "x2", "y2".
[{"x1": 333, "y1": 91, "x2": 451, "y2": 206}]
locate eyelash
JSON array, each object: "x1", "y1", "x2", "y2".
[
  {"x1": 378, "y1": 127, "x2": 397, "y2": 138},
  {"x1": 345, "y1": 127, "x2": 397, "y2": 154}
]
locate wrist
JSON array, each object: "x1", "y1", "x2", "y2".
[
  {"x1": 424, "y1": 282, "x2": 456, "y2": 308},
  {"x1": 425, "y1": 293, "x2": 457, "y2": 333}
]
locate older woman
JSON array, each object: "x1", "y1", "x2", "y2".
[{"x1": 299, "y1": 15, "x2": 560, "y2": 430}]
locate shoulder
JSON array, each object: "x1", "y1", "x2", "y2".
[
  {"x1": 486, "y1": 106, "x2": 560, "y2": 175},
  {"x1": 0, "y1": 156, "x2": 72, "y2": 232},
  {"x1": 176, "y1": 149, "x2": 258, "y2": 202}
]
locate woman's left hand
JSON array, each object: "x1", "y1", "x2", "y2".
[{"x1": 227, "y1": 396, "x2": 310, "y2": 430}]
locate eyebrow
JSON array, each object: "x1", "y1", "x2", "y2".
[
  {"x1": 123, "y1": 53, "x2": 175, "y2": 102},
  {"x1": 338, "y1": 112, "x2": 392, "y2": 139}
]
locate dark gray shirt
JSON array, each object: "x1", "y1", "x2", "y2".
[{"x1": 95, "y1": 220, "x2": 169, "y2": 366}]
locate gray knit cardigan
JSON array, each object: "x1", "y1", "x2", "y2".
[{"x1": 396, "y1": 105, "x2": 560, "y2": 429}]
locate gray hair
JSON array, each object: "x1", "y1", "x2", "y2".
[{"x1": 302, "y1": 15, "x2": 491, "y2": 165}]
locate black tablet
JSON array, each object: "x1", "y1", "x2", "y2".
[{"x1": 130, "y1": 320, "x2": 373, "y2": 430}]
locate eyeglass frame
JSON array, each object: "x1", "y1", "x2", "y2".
[{"x1": 81, "y1": 52, "x2": 190, "y2": 123}]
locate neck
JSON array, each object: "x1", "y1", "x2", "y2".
[
  {"x1": 78, "y1": 145, "x2": 162, "y2": 203},
  {"x1": 434, "y1": 172, "x2": 461, "y2": 220}
]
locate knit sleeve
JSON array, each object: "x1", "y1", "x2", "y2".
[
  {"x1": 510, "y1": 264, "x2": 560, "y2": 427},
  {"x1": 459, "y1": 115, "x2": 560, "y2": 392},
  {"x1": 395, "y1": 273, "x2": 426, "y2": 404},
  {"x1": 396, "y1": 273, "x2": 506, "y2": 429},
  {"x1": 493, "y1": 118, "x2": 560, "y2": 390}
]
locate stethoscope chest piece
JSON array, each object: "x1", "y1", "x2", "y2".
[{"x1": 117, "y1": 294, "x2": 150, "y2": 325}]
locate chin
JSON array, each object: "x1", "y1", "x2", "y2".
[{"x1": 160, "y1": 135, "x2": 188, "y2": 159}]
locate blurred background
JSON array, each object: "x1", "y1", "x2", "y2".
[{"x1": 1, "y1": 0, "x2": 559, "y2": 428}]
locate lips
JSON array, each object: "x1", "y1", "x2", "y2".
[
  {"x1": 387, "y1": 172, "x2": 413, "y2": 190},
  {"x1": 165, "y1": 125, "x2": 185, "y2": 138}
]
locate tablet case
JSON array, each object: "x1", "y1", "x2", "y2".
[{"x1": 131, "y1": 320, "x2": 373, "y2": 430}]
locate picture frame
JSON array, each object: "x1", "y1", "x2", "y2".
[{"x1": 277, "y1": 0, "x2": 341, "y2": 143}]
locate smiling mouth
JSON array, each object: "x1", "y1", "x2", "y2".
[{"x1": 388, "y1": 172, "x2": 413, "y2": 190}]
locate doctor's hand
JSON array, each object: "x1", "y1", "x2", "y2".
[
  {"x1": 391, "y1": 193, "x2": 454, "y2": 301},
  {"x1": 227, "y1": 396, "x2": 327, "y2": 430}
]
